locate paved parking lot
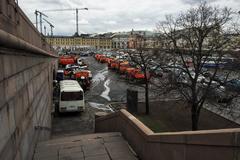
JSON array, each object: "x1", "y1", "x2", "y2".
[
  {"x1": 51, "y1": 56, "x2": 240, "y2": 138},
  {"x1": 52, "y1": 56, "x2": 146, "y2": 138}
]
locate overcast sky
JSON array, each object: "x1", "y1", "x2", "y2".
[{"x1": 18, "y1": 0, "x2": 240, "y2": 35}]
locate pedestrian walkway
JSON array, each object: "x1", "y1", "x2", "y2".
[{"x1": 33, "y1": 132, "x2": 138, "y2": 160}]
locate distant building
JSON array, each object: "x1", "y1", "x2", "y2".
[
  {"x1": 45, "y1": 31, "x2": 162, "y2": 50},
  {"x1": 111, "y1": 33, "x2": 129, "y2": 49},
  {"x1": 45, "y1": 34, "x2": 113, "y2": 50},
  {"x1": 128, "y1": 30, "x2": 143, "y2": 49},
  {"x1": 127, "y1": 29, "x2": 159, "y2": 49}
]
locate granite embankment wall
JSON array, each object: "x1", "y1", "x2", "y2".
[{"x1": 0, "y1": 0, "x2": 57, "y2": 159}]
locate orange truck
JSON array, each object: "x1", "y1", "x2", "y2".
[
  {"x1": 99, "y1": 56, "x2": 108, "y2": 63},
  {"x1": 125, "y1": 68, "x2": 140, "y2": 79},
  {"x1": 94, "y1": 54, "x2": 100, "y2": 59},
  {"x1": 111, "y1": 59, "x2": 125, "y2": 70},
  {"x1": 73, "y1": 70, "x2": 92, "y2": 90},
  {"x1": 95, "y1": 54, "x2": 101, "y2": 60},
  {"x1": 133, "y1": 71, "x2": 151, "y2": 80},
  {"x1": 109, "y1": 60, "x2": 119, "y2": 69},
  {"x1": 106, "y1": 57, "x2": 114, "y2": 67},
  {"x1": 95, "y1": 54, "x2": 105, "y2": 62},
  {"x1": 107, "y1": 58, "x2": 115, "y2": 68},
  {"x1": 126, "y1": 68, "x2": 151, "y2": 81},
  {"x1": 74, "y1": 70, "x2": 92, "y2": 80},
  {"x1": 59, "y1": 56, "x2": 75, "y2": 67},
  {"x1": 118, "y1": 62, "x2": 130, "y2": 73}
]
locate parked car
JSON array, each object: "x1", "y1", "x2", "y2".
[
  {"x1": 149, "y1": 66, "x2": 163, "y2": 77},
  {"x1": 201, "y1": 81, "x2": 232, "y2": 103},
  {"x1": 225, "y1": 79, "x2": 240, "y2": 93},
  {"x1": 213, "y1": 75, "x2": 226, "y2": 85},
  {"x1": 56, "y1": 70, "x2": 64, "y2": 81}
]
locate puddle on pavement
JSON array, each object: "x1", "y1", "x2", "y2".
[
  {"x1": 88, "y1": 102, "x2": 114, "y2": 112},
  {"x1": 100, "y1": 79, "x2": 111, "y2": 101}
]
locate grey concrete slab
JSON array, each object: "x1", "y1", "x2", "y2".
[
  {"x1": 60, "y1": 146, "x2": 83, "y2": 155},
  {"x1": 103, "y1": 135, "x2": 125, "y2": 143},
  {"x1": 85, "y1": 154, "x2": 110, "y2": 160},
  {"x1": 33, "y1": 133, "x2": 138, "y2": 160},
  {"x1": 59, "y1": 151, "x2": 84, "y2": 160},
  {"x1": 83, "y1": 143, "x2": 107, "y2": 157},
  {"x1": 113, "y1": 155, "x2": 138, "y2": 160},
  {"x1": 104, "y1": 141, "x2": 137, "y2": 160},
  {"x1": 33, "y1": 152, "x2": 58, "y2": 160}
]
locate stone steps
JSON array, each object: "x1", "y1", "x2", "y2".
[{"x1": 33, "y1": 132, "x2": 138, "y2": 160}]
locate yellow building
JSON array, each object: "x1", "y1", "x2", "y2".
[{"x1": 45, "y1": 35, "x2": 112, "y2": 50}]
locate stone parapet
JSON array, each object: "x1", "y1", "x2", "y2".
[
  {"x1": 95, "y1": 109, "x2": 240, "y2": 160},
  {"x1": 0, "y1": 0, "x2": 56, "y2": 56}
]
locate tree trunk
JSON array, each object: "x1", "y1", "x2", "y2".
[
  {"x1": 145, "y1": 82, "x2": 149, "y2": 115},
  {"x1": 191, "y1": 104, "x2": 200, "y2": 131},
  {"x1": 145, "y1": 74, "x2": 149, "y2": 115}
]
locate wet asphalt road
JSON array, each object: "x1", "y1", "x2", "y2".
[
  {"x1": 85, "y1": 56, "x2": 162, "y2": 103},
  {"x1": 51, "y1": 56, "x2": 240, "y2": 138},
  {"x1": 51, "y1": 56, "x2": 144, "y2": 138},
  {"x1": 86, "y1": 56, "x2": 131, "y2": 104}
]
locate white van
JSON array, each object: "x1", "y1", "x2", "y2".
[{"x1": 59, "y1": 80, "x2": 85, "y2": 112}]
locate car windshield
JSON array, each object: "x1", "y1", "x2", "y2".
[{"x1": 61, "y1": 91, "x2": 83, "y2": 101}]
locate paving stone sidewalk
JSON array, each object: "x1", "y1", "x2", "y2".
[{"x1": 34, "y1": 132, "x2": 138, "y2": 160}]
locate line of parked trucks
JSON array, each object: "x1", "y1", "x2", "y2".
[
  {"x1": 57, "y1": 55, "x2": 92, "y2": 90},
  {"x1": 94, "y1": 52, "x2": 240, "y2": 104},
  {"x1": 95, "y1": 53, "x2": 151, "y2": 82},
  {"x1": 54, "y1": 54, "x2": 92, "y2": 113}
]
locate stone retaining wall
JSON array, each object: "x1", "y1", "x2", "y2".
[
  {"x1": 95, "y1": 109, "x2": 240, "y2": 160},
  {"x1": 0, "y1": 1, "x2": 57, "y2": 159},
  {"x1": 0, "y1": 50, "x2": 56, "y2": 160}
]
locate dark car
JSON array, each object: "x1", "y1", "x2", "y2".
[
  {"x1": 149, "y1": 66, "x2": 163, "y2": 77},
  {"x1": 201, "y1": 81, "x2": 233, "y2": 103},
  {"x1": 80, "y1": 52, "x2": 89, "y2": 57},
  {"x1": 225, "y1": 79, "x2": 240, "y2": 93},
  {"x1": 213, "y1": 75, "x2": 226, "y2": 85},
  {"x1": 56, "y1": 70, "x2": 64, "y2": 81}
]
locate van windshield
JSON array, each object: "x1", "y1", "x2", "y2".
[{"x1": 61, "y1": 91, "x2": 83, "y2": 101}]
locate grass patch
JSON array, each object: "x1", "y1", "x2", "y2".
[{"x1": 134, "y1": 114, "x2": 172, "y2": 132}]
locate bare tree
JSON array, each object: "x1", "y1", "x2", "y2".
[
  {"x1": 156, "y1": 2, "x2": 239, "y2": 130},
  {"x1": 128, "y1": 47, "x2": 155, "y2": 115}
]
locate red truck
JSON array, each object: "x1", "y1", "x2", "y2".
[
  {"x1": 118, "y1": 62, "x2": 129, "y2": 73},
  {"x1": 59, "y1": 56, "x2": 75, "y2": 67},
  {"x1": 73, "y1": 70, "x2": 92, "y2": 90}
]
